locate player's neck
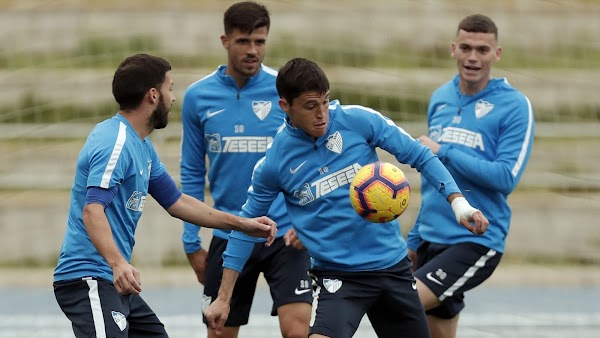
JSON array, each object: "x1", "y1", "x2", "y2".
[
  {"x1": 118, "y1": 110, "x2": 153, "y2": 140},
  {"x1": 459, "y1": 78, "x2": 489, "y2": 96}
]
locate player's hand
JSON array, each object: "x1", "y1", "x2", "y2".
[
  {"x1": 407, "y1": 249, "x2": 418, "y2": 272},
  {"x1": 238, "y1": 216, "x2": 277, "y2": 246},
  {"x1": 451, "y1": 196, "x2": 489, "y2": 235},
  {"x1": 283, "y1": 228, "x2": 305, "y2": 250},
  {"x1": 112, "y1": 261, "x2": 142, "y2": 295},
  {"x1": 465, "y1": 210, "x2": 489, "y2": 235},
  {"x1": 204, "y1": 298, "x2": 230, "y2": 336},
  {"x1": 186, "y1": 248, "x2": 208, "y2": 285},
  {"x1": 418, "y1": 135, "x2": 441, "y2": 154}
]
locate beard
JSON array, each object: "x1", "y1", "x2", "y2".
[{"x1": 149, "y1": 94, "x2": 170, "y2": 130}]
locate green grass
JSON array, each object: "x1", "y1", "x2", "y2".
[
  {"x1": 1, "y1": 90, "x2": 597, "y2": 124},
  {"x1": 0, "y1": 32, "x2": 597, "y2": 123},
  {"x1": 2, "y1": 33, "x2": 600, "y2": 70}
]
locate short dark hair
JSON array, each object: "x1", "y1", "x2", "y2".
[
  {"x1": 224, "y1": 1, "x2": 270, "y2": 35},
  {"x1": 276, "y1": 58, "x2": 330, "y2": 105},
  {"x1": 112, "y1": 54, "x2": 171, "y2": 110},
  {"x1": 457, "y1": 14, "x2": 498, "y2": 40}
]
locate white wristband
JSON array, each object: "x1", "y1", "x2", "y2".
[{"x1": 450, "y1": 196, "x2": 479, "y2": 223}]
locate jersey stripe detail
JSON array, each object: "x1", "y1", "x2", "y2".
[
  {"x1": 511, "y1": 96, "x2": 534, "y2": 177},
  {"x1": 85, "y1": 278, "x2": 107, "y2": 337},
  {"x1": 439, "y1": 249, "x2": 497, "y2": 301},
  {"x1": 342, "y1": 103, "x2": 414, "y2": 139},
  {"x1": 261, "y1": 64, "x2": 278, "y2": 76},
  {"x1": 100, "y1": 122, "x2": 127, "y2": 188}
]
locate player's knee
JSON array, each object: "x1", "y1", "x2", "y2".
[
  {"x1": 281, "y1": 327, "x2": 309, "y2": 338},
  {"x1": 279, "y1": 316, "x2": 310, "y2": 338}
]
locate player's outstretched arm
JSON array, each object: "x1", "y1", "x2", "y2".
[
  {"x1": 205, "y1": 268, "x2": 240, "y2": 335},
  {"x1": 83, "y1": 203, "x2": 142, "y2": 295},
  {"x1": 448, "y1": 193, "x2": 489, "y2": 235},
  {"x1": 167, "y1": 194, "x2": 277, "y2": 243}
]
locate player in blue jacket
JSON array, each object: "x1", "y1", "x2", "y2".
[
  {"x1": 204, "y1": 57, "x2": 490, "y2": 338},
  {"x1": 53, "y1": 54, "x2": 276, "y2": 338},
  {"x1": 407, "y1": 14, "x2": 535, "y2": 338},
  {"x1": 180, "y1": 2, "x2": 311, "y2": 338}
]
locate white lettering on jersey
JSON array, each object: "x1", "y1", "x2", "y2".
[
  {"x1": 210, "y1": 136, "x2": 274, "y2": 153},
  {"x1": 311, "y1": 163, "x2": 362, "y2": 199},
  {"x1": 439, "y1": 127, "x2": 485, "y2": 151},
  {"x1": 126, "y1": 191, "x2": 146, "y2": 212}
]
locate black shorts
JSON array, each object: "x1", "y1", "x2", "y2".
[
  {"x1": 202, "y1": 236, "x2": 312, "y2": 326},
  {"x1": 53, "y1": 277, "x2": 168, "y2": 338},
  {"x1": 413, "y1": 241, "x2": 503, "y2": 319},
  {"x1": 309, "y1": 256, "x2": 429, "y2": 338}
]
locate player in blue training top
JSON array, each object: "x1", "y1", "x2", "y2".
[
  {"x1": 180, "y1": 2, "x2": 311, "y2": 338},
  {"x1": 53, "y1": 53, "x2": 276, "y2": 338},
  {"x1": 204, "y1": 57, "x2": 490, "y2": 338},
  {"x1": 407, "y1": 14, "x2": 535, "y2": 338}
]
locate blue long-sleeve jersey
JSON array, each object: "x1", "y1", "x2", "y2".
[
  {"x1": 180, "y1": 64, "x2": 291, "y2": 253},
  {"x1": 407, "y1": 75, "x2": 535, "y2": 253},
  {"x1": 224, "y1": 100, "x2": 463, "y2": 272}
]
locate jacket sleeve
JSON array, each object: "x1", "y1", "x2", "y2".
[
  {"x1": 180, "y1": 88, "x2": 208, "y2": 253},
  {"x1": 360, "y1": 107, "x2": 462, "y2": 199},
  {"x1": 223, "y1": 155, "x2": 277, "y2": 270},
  {"x1": 223, "y1": 231, "x2": 262, "y2": 272},
  {"x1": 437, "y1": 97, "x2": 534, "y2": 195}
]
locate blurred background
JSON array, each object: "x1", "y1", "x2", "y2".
[{"x1": 0, "y1": 0, "x2": 599, "y2": 336}]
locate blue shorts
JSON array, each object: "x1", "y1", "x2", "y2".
[
  {"x1": 202, "y1": 236, "x2": 312, "y2": 326},
  {"x1": 53, "y1": 277, "x2": 168, "y2": 338},
  {"x1": 309, "y1": 256, "x2": 429, "y2": 338},
  {"x1": 414, "y1": 241, "x2": 503, "y2": 319}
]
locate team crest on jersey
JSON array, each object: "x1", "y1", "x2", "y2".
[
  {"x1": 293, "y1": 183, "x2": 315, "y2": 206},
  {"x1": 429, "y1": 125, "x2": 443, "y2": 142},
  {"x1": 323, "y1": 279, "x2": 342, "y2": 293},
  {"x1": 475, "y1": 99, "x2": 494, "y2": 118},
  {"x1": 205, "y1": 134, "x2": 222, "y2": 152},
  {"x1": 126, "y1": 191, "x2": 146, "y2": 212},
  {"x1": 252, "y1": 101, "x2": 272, "y2": 120},
  {"x1": 325, "y1": 131, "x2": 343, "y2": 154},
  {"x1": 147, "y1": 160, "x2": 152, "y2": 176}
]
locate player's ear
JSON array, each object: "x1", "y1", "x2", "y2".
[
  {"x1": 148, "y1": 88, "x2": 158, "y2": 104},
  {"x1": 494, "y1": 45, "x2": 502, "y2": 62},
  {"x1": 278, "y1": 98, "x2": 290, "y2": 113},
  {"x1": 220, "y1": 34, "x2": 229, "y2": 49},
  {"x1": 450, "y1": 42, "x2": 457, "y2": 59}
]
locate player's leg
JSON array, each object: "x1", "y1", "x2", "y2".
[
  {"x1": 366, "y1": 256, "x2": 430, "y2": 338},
  {"x1": 202, "y1": 237, "x2": 260, "y2": 338},
  {"x1": 261, "y1": 237, "x2": 312, "y2": 338},
  {"x1": 127, "y1": 294, "x2": 169, "y2": 338},
  {"x1": 276, "y1": 303, "x2": 312, "y2": 338},
  {"x1": 54, "y1": 277, "x2": 140, "y2": 338},
  {"x1": 426, "y1": 314, "x2": 459, "y2": 338},
  {"x1": 413, "y1": 241, "x2": 502, "y2": 338},
  {"x1": 308, "y1": 268, "x2": 377, "y2": 338}
]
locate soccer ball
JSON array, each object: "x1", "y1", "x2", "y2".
[{"x1": 349, "y1": 161, "x2": 410, "y2": 223}]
